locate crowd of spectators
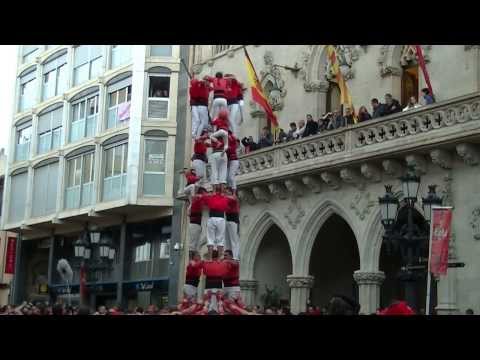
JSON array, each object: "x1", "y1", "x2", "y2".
[{"x1": 240, "y1": 89, "x2": 436, "y2": 153}]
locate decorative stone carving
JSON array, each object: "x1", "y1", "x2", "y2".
[
  {"x1": 240, "y1": 279, "x2": 258, "y2": 290},
  {"x1": 325, "y1": 45, "x2": 361, "y2": 81},
  {"x1": 258, "y1": 50, "x2": 287, "y2": 111},
  {"x1": 378, "y1": 45, "x2": 431, "y2": 77},
  {"x1": 301, "y1": 175, "x2": 322, "y2": 193},
  {"x1": 192, "y1": 64, "x2": 203, "y2": 75},
  {"x1": 340, "y1": 168, "x2": 365, "y2": 189},
  {"x1": 382, "y1": 159, "x2": 404, "y2": 177},
  {"x1": 286, "y1": 275, "x2": 314, "y2": 288},
  {"x1": 353, "y1": 271, "x2": 386, "y2": 285},
  {"x1": 227, "y1": 49, "x2": 235, "y2": 58},
  {"x1": 284, "y1": 179, "x2": 304, "y2": 198},
  {"x1": 441, "y1": 171, "x2": 454, "y2": 207},
  {"x1": 350, "y1": 192, "x2": 376, "y2": 220},
  {"x1": 304, "y1": 80, "x2": 329, "y2": 93},
  {"x1": 430, "y1": 149, "x2": 453, "y2": 170},
  {"x1": 320, "y1": 172, "x2": 341, "y2": 190},
  {"x1": 284, "y1": 198, "x2": 305, "y2": 230},
  {"x1": 252, "y1": 186, "x2": 271, "y2": 203},
  {"x1": 405, "y1": 154, "x2": 428, "y2": 175},
  {"x1": 207, "y1": 59, "x2": 214, "y2": 67},
  {"x1": 360, "y1": 163, "x2": 382, "y2": 183},
  {"x1": 268, "y1": 183, "x2": 288, "y2": 200},
  {"x1": 470, "y1": 207, "x2": 480, "y2": 240},
  {"x1": 456, "y1": 143, "x2": 480, "y2": 166},
  {"x1": 237, "y1": 188, "x2": 256, "y2": 205},
  {"x1": 448, "y1": 231, "x2": 457, "y2": 260}
]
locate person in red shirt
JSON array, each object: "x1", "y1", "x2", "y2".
[
  {"x1": 209, "y1": 110, "x2": 229, "y2": 192},
  {"x1": 225, "y1": 187, "x2": 240, "y2": 260},
  {"x1": 183, "y1": 168, "x2": 201, "y2": 202},
  {"x1": 183, "y1": 252, "x2": 203, "y2": 302},
  {"x1": 188, "y1": 187, "x2": 207, "y2": 257},
  {"x1": 204, "y1": 188, "x2": 229, "y2": 259},
  {"x1": 190, "y1": 76, "x2": 212, "y2": 139},
  {"x1": 191, "y1": 131, "x2": 210, "y2": 185},
  {"x1": 222, "y1": 250, "x2": 241, "y2": 301},
  {"x1": 201, "y1": 249, "x2": 228, "y2": 313},
  {"x1": 226, "y1": 131, "x2": 240, "y2": 192},
  {"x1": 225, "y1": 74, "x2": 242, "y2": 138},
  {"x1": 204, "y1": 72, "x2": 229, "y2": 120}
]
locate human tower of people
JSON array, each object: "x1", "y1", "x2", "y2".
[{"x1": 177, "y1": 71, "x2": 252, "y2": 315}]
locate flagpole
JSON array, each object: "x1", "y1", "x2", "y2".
[{"x1": 425, "y1": 205, "x2": 435, "y2": 315}]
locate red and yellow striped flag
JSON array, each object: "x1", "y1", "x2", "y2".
[
  {"x1": 244, "y1": 47, "x2": 279, "y2": 129},
  {"x1": 326, "y1": 45, "x2": 357, "y2": 123}
]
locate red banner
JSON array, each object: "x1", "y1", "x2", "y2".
[
  {"x1": 4, "y1": 237, "x2": 17, "y2": 274},
  {"x1": 415, "y1": 45, "x2": 434, "y2": 98},
  {"x1": 429, "y1": 207, "x2": 453, "y2": 276}
]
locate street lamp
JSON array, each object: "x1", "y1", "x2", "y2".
[
  {"x1": 421, "y1": 185, "x2": 443, "y2": 223},
  {"x1": 74, "y1": 233, "x2": 89, "y2": 258},
  {"x1": 379, "y1": 185, "x2": 399, "y2": 229},
  {"x1": 400, "y1": 166, "x2": 421, "y2": 205}
]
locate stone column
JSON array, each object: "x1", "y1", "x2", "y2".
[
  {"x1": 287, "y1": 275, "x2": 314, "y2": 314},
  {"x1": 240, "y1": 279, "x2": 258, "y2": 307},
  {"x1": 353, "y1": 270, "x2": 385, "y2": 314}
]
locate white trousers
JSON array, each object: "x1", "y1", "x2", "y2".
[
  {"x1": 224, "y1": 286, "x2": 241, "y2": 301},
  {"x1": 191, "y1": 105, "x2": 209, "y2": 139},
  {"x1": 226, "y1": 221, "x2": 240, "y2": 260},
  {"x1": 227, "y1": 103, "x2": 241, "y2": 138},
  {"x1": 209, "y1": 152, "x2": 228, "y2": 185},
  {"x1": 189, "y1": 223, "x2": 202, "y2": 252},
  {"x1": 207, "y1": 217, "x2": 226, "y2": 247},
  {"x1": 191, "y1": 159, "x2": 206, "y2": 184},
  {"x1": 211, "y1": 97, "x2": 228, "y2": 119},
  {"x1": 227, "y1": 159, "x2": 240, "y2": 190},
  {"x1": 184, "y1": 284, "x2": 198, "y2": 301}
]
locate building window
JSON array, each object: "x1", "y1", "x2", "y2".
[
  {"x1": 70, "y1": 94, "x2": 99, "y2": 143},
  {"x1": 110, "y1": 45, "x2": 132, "y2": 69},
  {"x1": 143, "y1": 138, "x2": 167, "y2": 196},
  {"x1": 134, "y1": 242, "x2": 151, "y2": 263},
  {"x1": 8, "y1": 171, "x2": 28, "y2": 223},
  {"x1": 148, "y1": 74, "x2": 170, "y2": 118},
  {"x1": 32, "y1": 162, "x2": 59, "y2": 217},
  {"x1": 42, "y1": 53, "x2": 68, "y2": 101},
  {"x1": 22, "y1": 45, "x2": 39, "y2": 64},
  {"x1": 103, "y1": 142, "x2": 128, "y2": 202},
  {"x1": 159, "y1": 239, "x2": 170, "y2": 259},
  {"x1": 15, "y1": 121, "x2": 32, "y2": 162},
  {"x1": 73, "y1": 45, "x2": 103, "y2": 86},
  {"x1": 213, "y1": 45, "x2": 230, "y2": 55},
  {"x1": 65, "y1": 152, "x2": 95, "y2": 209},
  {"x1": 107, "y1": 85, "x2": 131, "y2": 129},
  {"x1": 37, "y1": 106, "x2": 63, "y2": 155},
  {"x1": 150, "y1": 45, "x2": 172, "y2": 57},
  {"x1": 19, "y1": 69, "x2": 37, "y2": 112}
]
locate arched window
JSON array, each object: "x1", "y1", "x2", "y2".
[
  {"x1": 102, "y1": 136, "x2": 128, "y2": 202},
  {"x1": 110, "y1": 45, "x2": 132, "y2": 69},
  {"x1": 32, "y1": 158, "x2": 59, "y2": 217},
  {"x1": 69, "y1": 86, "x2": 99, "y2": 143},
  {"x1": 42, "y1": 50, "x2": 68, "y2": 101},
  {"x1": 65, "y1": 148, "x2": 95, "y2": 209},
  {"x1": 18, "y1": 66, "x2": 37, "y2": 112},
  {"x1": 14, "y1": 117, "x2": 32, "y2": 162},
  {"x1": 73, "y1": 45, "x2": 103, "y2": 86},
  {"x1": 147, "y1": 67, "x2": 171, "y2": 119},
  {"x1": 8, "y1": 169, "x2": 28, "y2": 223},
  {"x1": 143, "y1": 130, "x2": 168, "y2": 196},
  {"x1": 326, "y1": 82, "x2": 341, "y2": 113},
  {"x1": 37, "y1": 103, "x2": 63, "y2": 155},
  {"x1": 106, "y1": 72, "x2": 132, "y2": 129},
  {"x1": 22, "y1": 45, "x2": 39, "y2": 64}
]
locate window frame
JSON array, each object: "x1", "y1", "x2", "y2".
[
  {"x1": 19, "y1": 69, "x2": 37, "y2": 112},
  {"x1": 134, "y1": 242, "x2": 152, "y2": 263},
  {"x1": 142, "y1": 136, "x2": 168, "y2": 197},
  {"x1": 15, "y1": 120, "x2": 32, "y2": 162},
  {"x1": 22, "y1": 46, "x2": 39, "y2": 64},
  {"x1": 69, "y1": 93, "x2": 99, "y2": 143},
  {"x1": 102, "y1": 141, "x2": 128, "y2": 202},
  {"x1": 37, "y1": 106, "x2": 63, "y2": 155},
  {"x1": 110, "y1": 45, "x2": 132, "y2": 69},
  {"x1": 64, "y1": 151, "x2": 95, "y2": 209},
  {"x1": 106, "y1": 84, "x2": 132, "y2": 129},
  {"x1": 42, "y1": 53, "x2": 68, "y2": 101},
  {"x1": 150, "y1": 45, "x2": 173, "y2": 58},
  {"x1": 73, "y1": 45, "x2": 104, "y2": 86},
  {"x1": 147, "y1": 73, "x2": 170, "y2": 119}
]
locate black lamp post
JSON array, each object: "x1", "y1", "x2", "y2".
[{"x1": 378, "y1": 166, "x2": 442, "y2": 309}]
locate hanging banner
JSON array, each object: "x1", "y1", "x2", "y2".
[
  {"x1": 429, "y1": 207, "x2": 453, "y2": 276},
  {"x1": 4, "y1": 237, "x2": 17, "y2": 274},
  {"x1": 118, "y1": 102, "x2": 131, "y2": 122}
]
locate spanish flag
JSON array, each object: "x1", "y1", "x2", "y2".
[
  {"x1": 244, "y1": 47, "x2": 279, "y2": 129},
  {"x1": 326, "y1": 45, "x2": 357, "y2": 123}
]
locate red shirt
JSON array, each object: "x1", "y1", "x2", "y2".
[
  {"x1": 186, "y1": 260, "x2": 203, "y2": 280},
  {"x1": 225, "y1": 78, "x2": 241, "y2": 102},
  {"x1": 227, "y1": 133, "x2": 238, "y2": 160},
  {"x1": 212, "y1": 117, "x2": 229, "y2": 132},
  {"x1": 202, "y1": 260, "x2": 228, "y2": 279},
  {"x1": 223, "y1": 259, "x2": 239, "y2": 286},
  {"x1": 206, "y1": 193, "x2": 229, "y2": 213},
  {"x1": 210, "y1": 137, "x2": 225, "y2": 152},
  {"x1": 189, "y1": 79, "x2": 211, "y2": 105},
  {"x1": 194, "y1": 138, "x2": 209, "y2": 155},
  {"x1": 186, "y1": 173, "x2": 200, "y2": 185},
  {"x1": 226, "y1": 196, "x2": 239, "y2": 214},
  {"x1": 205, "y1": 76, "x2": 229, "y2": 97}
]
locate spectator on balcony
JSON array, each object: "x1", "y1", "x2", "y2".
[
  {"x1": 302, "y1": 114, "x2": 319, "y2": 137},
  {"x1": 357, "y1": 106, "x2": 372, "y2": 122},
  {"x1": 241, "y1": 136, "x2": 259, "y2": 153},
  {"x1": 276, "y1": 128, "x2": 288, "y2": 144},
  {"x1": 344, "y1": 107, "x2": 356, "y2": 126},
  {"x1": 327, "y1": 110, "x2": 345, "y2": 130},
  {"x1": 318, "y1": 114, "x2": 329, "y2": 132},
  {"x1": 286, "y1": 122, "x2": 297, "y2": 141},
  {"x1": 259, "y1": 127, "x2": 273, "y2": 148},
  {"x1": 371, "y1": 98, "x2": 387, "y2": 119},
  {"x1": 422, "y1": 88, "x2": 435, "y2": 105},
  {"x1": 294, "y1": 120, "x2": 306, "y2": 139},
  {"x1": 403, "y1": 96, "x2": 422, "y2": 112},
  {"x1": 384, "y1": 94, "x2": 402, "y2": 115}
]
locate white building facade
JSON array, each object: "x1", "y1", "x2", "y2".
[
  {"x1": 2, "y1": 45, "x2": 183, "y2": 309},
  {"x1": 190, "y1": 45, "x2": 480, "y2": 314}
]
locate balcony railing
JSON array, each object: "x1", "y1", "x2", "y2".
[{"x1": 236, "y1": 92, "x2": 480, "y2": 186}]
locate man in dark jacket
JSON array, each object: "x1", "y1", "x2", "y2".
[
  {"x1": 277, "y1": 128, "x2": 288, "y2": 143},
  {"x1": 258, "y1": 127, "x2": 273, "y2": 148},
  {"x1": 302, "y1": 114, "x2": 319, "y2": 137},
  {"x1": 241, "y1": 136, "x2": 259, "y2": 152},
  {"x1": 384, "y1": 93, "x2": 402, "y2": 115},
  {"x1": 371, "y1": 98, "x2": 387, "y2": 119},
  {"x1": 286, "y1": 122, "x2": 297, "y2": 141}
]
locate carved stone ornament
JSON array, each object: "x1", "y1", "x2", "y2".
[
  {"x1": 240, "y1": 279, "x2": 258, "y2": 290},
  {"x1": 360, "y1": 163, "x2": 382, "y2": 183},
  {"x1": 456, "y1": 143, "x2": 480, "y2": 166},
  {"x1": 320, "y1": 172, "x2": 341, "y2": 190},
  {"x1": 325, "y1": 45, "x2": 361, "y2": 81},
  {"x1": 284, "y1": 198, "x2": 306, "y2": 230},
  {"x1": 405, "y1": 154, "x2": 428, "y2": 175},
  {"x1": 378, "y1": 45, "x2": 431, "y2": 77},
  {"x1": 252, "y1": 186, "x2": 271, "y2": 203},
  {"x1": 430, "y1": 149, "x2": 453, "y2": 170},
  {"x1": 340, "y1": 168, "x2": 365, "y2": 189},
  {"x1": 301, "y1": 175, "x2": 322, "y2": 193},
  {"x1": 286, "y1": 275, "x2": 314, "y2": 288},
  {"x1": 238, "y1": 188, "x2": 256, "y2": 205},
  {"x1": 441, "y1": 171, "x2": 454, "y2": 207},
  {"x1": 350, "y1": 191, "x2": 376, "y2": 220},
  {"x1": 470, "y1": 207, "x2": 480, "y2": 241},
  {"x1": 304, "y1": 80, "x2": 329, "y2": 93},
  {"x1": 353, "y1": 271, "x2": 386, "y2": 285},
  {"x1": 268, "y1": 183, "x2": 288, "y2": 200},
  {"x1": 382, "y1": 159, "x2": 405, "y2": 177},
  {"x1": 284, "y1": 179, "x2": 304, "y2": 198},
  {"x1": 258, "y1": 50, "x2": 287, "y2": 111}
]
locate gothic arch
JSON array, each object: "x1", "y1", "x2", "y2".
[
  {"x1": 294, "y1": 199, "x2": 360, "y2": 275},
  {"x1": 360, "y1": 209, "x2": 384, "y2": 272},
  {"x1": 304, "y1": 45, "x2": 329, "y2": 87},
  {"x1": 240, "y1": 210, "x2": 292, "y2": 280}
]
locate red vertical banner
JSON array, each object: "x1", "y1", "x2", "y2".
[
  {"x1": 4, "y1": 237, "x2": 17, "y2": 274},
  {"x1": 429, "y1": 207, "x2": 453, "y2": 276},
  {"x1": 415, "y1": 45, "x2": 434, "y2": 98}
]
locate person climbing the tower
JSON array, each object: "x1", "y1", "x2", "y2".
[
  {"x1": 204, "y1": 187, "x2": 229, "y2": 260},
  {"x1": 204, "y1": 72, "x2": 229, "y2": 120},
  {"x1": 209, "y1": 109, "x2": 229, "y2": 192},
  {"x1": 225, "y1": 74, "x2": 242, "y2": 138},
  {"x1": 184, "y1": 251, "x2": 203, "y2": 302},
  {"x1": 225, "y1": 187, "x2": 240, "y2": 261},
  {"x1": 191, "y1": 130, "x2": 210, "y2": 186},
  {"x1": 190, "y1": 75, "x2": 212, "y2": 139},
  {"x1": 201, "y1": 249, "x2": 228, "y2": 313},
  {"x1": 226, "y1": 130, "x2": 239, "y2": 192},
  {"x1": 188, "y1": 187, "x2": 207, "y2": 258},
  {"x1": 222, "y1": 250, "x2": 241, "y2": 301}
]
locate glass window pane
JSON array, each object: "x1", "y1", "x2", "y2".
[
  {"x1": 144, "y1": 173, "x2": 165, "y2": 196},
  {"x1": 74, "y1": 46, "x2": 89, "y2": 66},
  {"x1": 107, "y1": 109, "x2": 117, "y2": 129},
  {"x1": 90, "y1": 57, "x2": 102, "y2": 79},
  {"x1": 79, "y1": 101, "x2": 86, "y2": 119},
  {"x1": 123, "y1": 145, "x2": 128, "y2": 173},
  {"x1": 52, "y1": 128, "x2": 62, "y2": 150},
  {"x1": 113, "y1": 146, "x2": 123, "y2": 176},
  {"x1": 72, "y1": 103, "x2": 79, "y2": 122},
  {"x1": 57, "y1": 64, "x2": 67, "y2": 94},
  {"x1": 88, "y1": 97, "x2": 97, "y2": 116},
  {"x1": 109, "y1": 91, "x2": 117, "y2": 107},
  {"x1": 70, "y1": 118, "x2": 84, "y2": 142},
  {"x1": 74, "y1": 63, "x2": 89, "y2": 85},
  {"x1": 86, "y1": 116, "x2": 96, "y2": 138},
  {"x1": 38, "y1": 132, "x2": 51, "y2": 154},
  {"x1": 151, "y1": 45, "x2": 172, "y2": 57},
  {"x1": 105, "y1": 148, "x2": 113, "y2": 178},
  {"x1": 74, "y1": 157, "x2": 82, "y2": 185},
  {"x1": 127, "y1": 86, "x2": 132, "y2": 101},
  {"x1": 90, "y1": 45, "x2": 102, "y2": 59},
  {"x1": 83, "y1": 153, "x2": 93, "y2": 183},
  {"x1": 118, "y1": 88, "x2": 126, "y2": 104},
  {"x1": 67, "y1": 159, "x2": 75, "y2": 187},
  {"x1": 144, "y1": 140, "x2": 166, "y2": 172},
  {"x1": 18, "y1": 126, "x2": 32, "y2": 144}
]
